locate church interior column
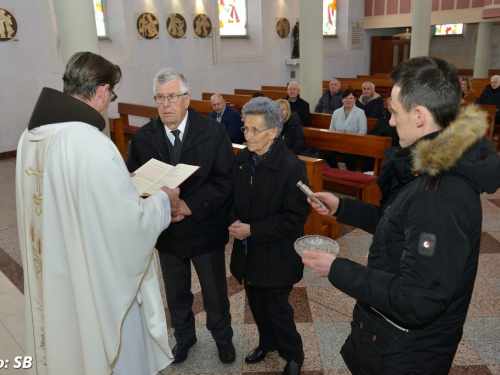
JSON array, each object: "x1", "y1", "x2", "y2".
[
  {"x1": 52, "y1": 0, "x2": 109, "y2": 136},
  {"x1": 299, "y1": 0, "x2": 323, "y2": 112},
  {"x1": 409, "y1": 0, "x2": 432, "y2": 58},
  {"x1": 473, "y1": 22, "x2": 493, "y2": 79}
]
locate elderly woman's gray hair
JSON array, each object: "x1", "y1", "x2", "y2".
[
  {"x1": 153, "y1": 68, "x2": 189, "y2": 94},
  {"x1": 242, "y1": 97, "x2": 283, "y2": 134}
]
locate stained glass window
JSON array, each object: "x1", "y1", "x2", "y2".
[
  {"x1": 434, "y1": 24, "x2": 463, "y2": 36},
  {"x1": 93, "y1": 0, "x2": 107, "y2": 37},
  {"x1": 218, "y1": 0, "x2": 248, "y2": 37},
  {"x1": 323, "y1": 0, "x2": 337, "y2": 36}
]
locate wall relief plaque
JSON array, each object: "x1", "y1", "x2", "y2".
[
  {"x1": 167, "y1": 13, "x2": 186, "y2": 38},
  {"x1": 0, "y1": 8, "x2": 18, "y2": 41},
  {"x1": 276, "y1": 17, "x2": 290, "y2": 38},
  {"x1": 193, "y1": 14, "x2": 212, "y2": 38},
  {"x1": 136, "y1": 12, "x2": 159, "y2": 39}
]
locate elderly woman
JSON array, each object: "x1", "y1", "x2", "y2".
[
  {"x1": 228, "y1": 97, "x2": 309, "y2": 375},
  {"x1": 324, "y1": 88, "x2": 367, "y2": 171},
  {"x1": 276, "y1": 98, "x2": 305, "y2": 154},
  {"x1": 460, "y1": 77, "x2": 477, "y2": 106}
]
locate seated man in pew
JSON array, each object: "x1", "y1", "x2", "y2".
[
  {"x1": 315, "y1": 78, "x2": 343, "y2": 114},
  {"x1": 356, "y1": 81, "x2": 384, "y2": 119},
  {"x1": 209, "y1": 93, "x2": 243, "y2": 143},
  {"x1": 285, "y1": 82, "x2": 310, "y2": 127},
  {"x1": 477, "y1": 75, "x2": 500, "y2": 124}
]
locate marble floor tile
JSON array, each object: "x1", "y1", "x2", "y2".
[
  {"x1": 453, "y1": 334, "x2": 486, "y2": 366},
  {"x1": 307, "y1": 287, "x2": 354, "y2": 323},
  {"x1": 160, "y1": 325, "x2": 244, "y2": 374},
  {"x1": 467, "y1": 281, "x2": 500, "y2": 317},
  {"x1": 490, "y1": 280, "x2": 500, "y2": 294},
  {"x1": 480, "y1": 232, "x2": 500, "y2": 254},
  {"x1": 449, "y1": 365, "x2": 494, "y2": 374},
  {"x1": 477, "y1": 254, "x2": 500, "y2": 282},
  {"x1": 482, "y1": 214, "x2": 500, "y2": 232},
  {"x1": 314, "y1": 322, "x2": 350, "y2": 370},
  {"x1": 482, "y1": 199, "x2": 500, "y2": 214},
  {"x1": 488, "y1": 364, "x2": 500, "y2": 375},
  {"x1": 303, "y1": 264, "x2": 334, "y2": 287},
  {"x1": 464, "y1": 317, "x2": 500, "y2": 364},
  {"x1": 343, "y1": 234, "x2": 372, "y2": 258},
  {"x1": 0, "y1": 322, "x2": 26, "y2": 375},
  {"x1": 0, "y1": 272, "x2": 25, "y2": 351}
]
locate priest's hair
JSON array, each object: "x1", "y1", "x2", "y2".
[{"x1": 62, "y1": 51, "x2": 121, "y2": 101}]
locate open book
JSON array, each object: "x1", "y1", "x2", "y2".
[{"x1": 131, "y1": 158, "x2": 200, "y2": 196}]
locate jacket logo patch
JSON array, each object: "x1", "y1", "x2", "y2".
[{"x1": 418, "y1": 233, "x2": 436, "y2": 257}]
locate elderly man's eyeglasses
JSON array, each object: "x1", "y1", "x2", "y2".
[
  {"x1": 241, "y1": 126, "x2": 270, "y2": 135},
  {"x1": 154, "y1": 93, "x2": 188, "y2": 104}
]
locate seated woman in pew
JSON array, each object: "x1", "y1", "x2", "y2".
[
  {"x1": 276, "y1": 99, "x2": 305, "y2": 154},
  {"x1": 460, "y1": 77, "x2": 477, "y2": 106},
  {"x1": 324, "y1": 88, "x2": 367, "y2": 171}
]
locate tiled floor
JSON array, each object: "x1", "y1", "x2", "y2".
[{"x1": 1, "y1": 157, "x2": 499, "y2": 374}]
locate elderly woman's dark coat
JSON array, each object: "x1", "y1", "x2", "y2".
[{"x1": 229, "y1": 137, "x2": 309, "y2": 287}]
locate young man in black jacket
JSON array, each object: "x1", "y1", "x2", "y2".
[{"x1": 304, "y1": 57, "x2": 500, "y2": 375}]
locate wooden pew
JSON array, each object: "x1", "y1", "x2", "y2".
[
  {"x1": 109, "y1": 100, "x2": 214, "y2": 160},
  {"x1": 303, "y1": 128, "x2": 392, "y2": 205},
  {"x1": 234, "y1": 89, "x2": 286, "y2": 100},
  {"x1": 232, "y1": 144, "x2": 341, "y2": 239},
  {"x1": 202, "y1": 92, "x2": 252, "y2": 107},
  {"x1": 262, "y1": 85, "x2": 287, "y2": 91},
  {"x1": 478, "y1": 104, "x2": 498, "y2": 149},
  {"x1": 308, "y1": 113, "x2": 332, "y2": 129}
]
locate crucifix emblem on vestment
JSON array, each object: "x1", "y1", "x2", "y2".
[{"x1": 25, "y1": 150, "x2": 43, "y2": 216}]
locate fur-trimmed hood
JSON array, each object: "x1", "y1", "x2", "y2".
[{"x1": 412, "y1": 105, "x2": 500, "y2": 193}]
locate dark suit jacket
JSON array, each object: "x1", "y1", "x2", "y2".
[
  {"x1": 126, "y1": 107, "x2": 234, "y2": 259},
  {"x1": 209, "y1": 105, "x2": 242, "y2": 143},
  {"x1": 286, "y1": 95, "x2": 310, "y2": 127}
]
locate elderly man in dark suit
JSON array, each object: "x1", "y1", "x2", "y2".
[
  {"x1": 127, "y1": 68, "x2": 235, "y2": 365},
  {"x1": 209, "y1": 93, "x2": 242, "y2": 143}
]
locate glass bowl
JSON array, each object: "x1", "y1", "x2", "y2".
[{"x1": 294, "y1": 235, "x2": 339, "y2": 258}]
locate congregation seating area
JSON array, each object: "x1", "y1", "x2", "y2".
[{"x1": 110, "y1": 73, "x2": 500, "y2": 241}]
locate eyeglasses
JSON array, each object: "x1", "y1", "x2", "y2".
[
  {"x1": 109, "y1": 88, "x2": 118, "y2": 102},
  {"x1": 240, "y1": 126, "x2": 270, "y2": 135},
  {"x1": 100, "y1": 84, "x2": 118, "y2": 102},
  {"x1": 154, "y1": 93, "x2": 188, "y2": 104}
]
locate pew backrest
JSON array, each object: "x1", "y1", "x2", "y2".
[{"x1": 302, "y1": 127, "x2": 392, "y2": 176}]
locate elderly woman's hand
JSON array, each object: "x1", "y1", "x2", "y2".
[{"x1": 229, "y1": 220, "x2": 251, "y2": 240}]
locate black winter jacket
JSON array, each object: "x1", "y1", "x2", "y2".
[
  {"x1": 477, "y1": 84, "x2": 500, "y2": 123},
  {"x1": 281, "y1": 112, "x2": 305, "y2": 154},
  {"x1": 357, "y1": 93, "x2": 384, "y2": 119},
  {"x1": 314, "y1": 90, "x2": 343, "y2": 114},
  {"x1": 329, "y1": 105, "x2": 500, "y2": 374},
  {"x1": 286, "y1": 95, "x2": 310, "y2": 126},
  {"x1": 229, "y1": 138, "x2": 309, "y2": 287},
  {"x1": 126, "y1": 107, "x2": 234, "y2": 259}
]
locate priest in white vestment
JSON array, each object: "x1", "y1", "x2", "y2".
[{"x1": 16, "y1": 52, "x2": 176, "y2": 375}]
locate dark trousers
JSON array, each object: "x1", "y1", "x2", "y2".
[
  {"x1": 159, "y1": 247, "x2": 233, "y2": 346},
  {"x1": 245, "y1": 285, "x2": 303, "y2": 362},
  {"x1": 324, "y1": 150, "x2": 356, "y2": 171}
]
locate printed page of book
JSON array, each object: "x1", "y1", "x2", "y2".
[
  {"x1": 142, "y1": 163, "x2": 199, "y2": 195},
  {"x1": 132, "y1": 159, "x2": 175, "y2": 196}
]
